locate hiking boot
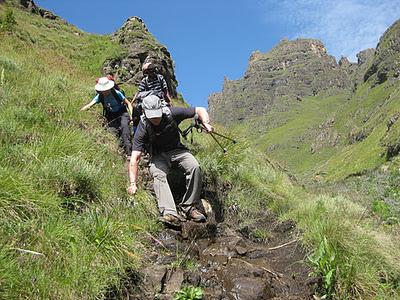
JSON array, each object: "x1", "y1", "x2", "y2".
[
  {"x1": 176, "y1": 212, "x2": 187, "y2": 222},
  {"x1": 187, "y1": 207, "x2": 206, "y2": 222},
  {"x1": 158, "y1": 214, "x2": 181, "y2": 227}
]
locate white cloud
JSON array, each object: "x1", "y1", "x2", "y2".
[{"x1": 260, "y1": 0, "x2": 400, "y2": 61}]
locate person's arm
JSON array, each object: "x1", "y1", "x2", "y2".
[
  {"x1": 195, "y1": 107, "x2": 213, "y2": 132},
  {"x1": 127, "y1": 150, "x2": 142, "y2": 194},
  {"x1": 163, "y1": 88, "x2": 172, "y2": 104},
  {"x1": 132, "y1": 92, "x2": 139, "y2": 105},
  {"x1": 80, "y1": 99, "x2": 97, "y2": 111},
  {"x1": 124, "y1": 98, "x2": 133, "y2": 119}
]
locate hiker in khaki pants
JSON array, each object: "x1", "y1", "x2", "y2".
[{"x1": 127, "y1": 95, "x2": 213, "y2": 226}]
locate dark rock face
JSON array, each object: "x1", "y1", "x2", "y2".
[
  {"x1": 209, "y1": 39, "x2": 352, "y2": 124},
  {"x1": 19, "y1": 0, "x2": 59, "y2": 20},
  {"x1": 365, "y1": 19, "x2": 400, "y2": 84},
  {"x1": 103, "y1": 17, "x2": 178, "y2": 98},
  {"x1": 357, "y1": 49, "x2": 375, "y2": 65}
]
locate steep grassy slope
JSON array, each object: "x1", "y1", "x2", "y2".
[
  {"x1": 232, "y1": 74, "x2": 400, "y2": 223},
  {"x1": 1, "y1": 3, "x2": 400, "y2": 300},
  {"x1": 241, "y1": 78, "x2": 400, "y2": 181},
  {"x1": 0, "y1": 4, "x2": 160, "y2": 299},
  {"x1": 193, "y1": 130, "x2": 400, "y2": 299}
]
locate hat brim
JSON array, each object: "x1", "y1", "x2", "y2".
[
  {"x1": 95, "y1": 81, "x2": 114, "y2": 91},
  {"x1": 145, "y1": 108, "x2": 162, "y2": 119}
]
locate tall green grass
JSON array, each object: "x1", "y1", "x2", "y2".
[
  {"x1": 192, "y1": 127, "x2": 400, "y2": 299},
  {"x1": 1, "y1": 3, "x2": 399, "y2": 299},
  {"x1": 0, "y1": 5, "x2": 159, "y2": 299}
]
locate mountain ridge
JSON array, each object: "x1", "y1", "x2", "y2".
[
  {"x1": 208, "y1": 19, "x2": 400, "y2": 184},
  {"x1": 209, "y1": 37, "x2": 376, "y2": 124}
]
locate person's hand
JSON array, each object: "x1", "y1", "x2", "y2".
[
  {"x1": 127, "y1": 183, "x2": 137, "y2": 195},
  {"x1": 202, "y1": 122, "x2": 214, "y2": 133}
]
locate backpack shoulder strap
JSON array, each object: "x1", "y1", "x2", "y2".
[
  {"x1": 163, "y1": 107, "x2": 184, "y2": 136},
  {"x1": 98, "y1": 92, "x2": 104, "y2": 105},
  {"x1": 97, "y1": 93, "x2": 106, "y2": 116},
  {"x1": 111, "y1": 88, "x2": 123, "y2": 102}
]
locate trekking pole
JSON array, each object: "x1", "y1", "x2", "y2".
[
  {"x1": 195, "y1": 119, "x2": 237, "y2": 153},
  {"x1": 208, "y1": 132, "x2": 227, "y2": 153},
  {"x1": 208, "y1": 131, "x2": 237, "y2": 144}
]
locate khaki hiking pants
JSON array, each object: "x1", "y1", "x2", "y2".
[{"x1": 149, "y1": 149, "x2": 202, "y2": 217}]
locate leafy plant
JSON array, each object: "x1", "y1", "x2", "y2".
[
  {"x1": 308, "y1": 236, "x2": 337, "y2": 299},
  {"x1": 173, "y1": 286, "x2": 204, "y2": 300}
]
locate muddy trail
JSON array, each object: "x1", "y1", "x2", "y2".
[{"x1": 112, "y1": 160, "x2": 317, "y2": 299}]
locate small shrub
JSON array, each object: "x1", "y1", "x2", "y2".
[
  {"x1": 0, "y1": 56, "x2": 19, "y2": 71},
  {"x1": 173, "y1": 286, "x2": 204, "y2": 300}
]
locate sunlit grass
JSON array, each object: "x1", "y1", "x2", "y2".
[{"x1": 1, "y1": 3, "x2": 399, "y2": 299}]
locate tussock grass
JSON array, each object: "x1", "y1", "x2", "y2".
[
  {"x1": 0, "y1": 4, "x2": 159, "y2": 299},
  {"x1": 1, "y1": 3, "x2": 399, "y2": 299},
  {"x1": 192, "y1": 127, "x2": 400, "y2": 299}
]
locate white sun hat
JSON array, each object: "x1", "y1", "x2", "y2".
[{"x1": 95, "y1": 77, "x2": 115, "y2": 91}]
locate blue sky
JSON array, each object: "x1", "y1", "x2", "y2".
[{"x1": 36, "y1": 0, "x2": 399, "y2": 108}]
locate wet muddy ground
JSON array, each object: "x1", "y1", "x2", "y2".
[
  {"x1": 116, "y1": 159, "x2": 316, "y2": 299},
  {"x1": 108, "y1": 207, "x2": 317, "y2": 299}
]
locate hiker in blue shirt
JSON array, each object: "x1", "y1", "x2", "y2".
[{"x1": 81, "y1": 76, "x2": 133, "y2": 157}]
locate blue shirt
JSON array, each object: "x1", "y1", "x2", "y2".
[{"x1": 93, "y1": 89, "x2": 125, "y2": 113}]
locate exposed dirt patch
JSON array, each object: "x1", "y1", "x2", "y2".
[
  {"x1": 108, "y1": 206, "x2": 316, "y2": 299},
  {"x1": 119, "y1": 156, "x2": 315, "y2": 299}
]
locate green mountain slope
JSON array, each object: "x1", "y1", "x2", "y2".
[
  {"x1": 0, "y1": 3, "x2": 159, "y2": 298},
  {"x1": 210, "y1": 19, "x2": 400, "y2": 184},
  {"x1": 1, "y1": 2, "x2": 400, "y2": 299}
]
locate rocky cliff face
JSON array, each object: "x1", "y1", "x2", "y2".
[
  {"x1": 365, "y1": 19, "x2": 400, "y2": 85},
  {"x1": 208, "y1": 39, "x2": 372, "y2": 124},
  {"x1": 18, "y1": 0, "x2": 60, "y2": 20},
  {"x1": 103, "y1": 17, "x2": 178, "y2": 97}
]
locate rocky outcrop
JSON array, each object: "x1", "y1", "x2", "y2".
[
  {"x1": 209, "y1": 39, "x2": 352, "y2": 124},
  {"x1": 310, "y1": 117, "x2": 340, "y2": 154},
  {"x1": 102, "y1": 17, "x2": 178, "y2": 98},
  {"x1": 19, "y1": 0, "x2": 59, "y2": 20},
  {"x1": 339, "y1": 49, "x2": 375, "y2": 89},
  {"x1": 16, "y1": 2, "x2": 178, "y2": 96},
  {"x1": 364, "y1": 19, "x2": 400, "y2": 85}
]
